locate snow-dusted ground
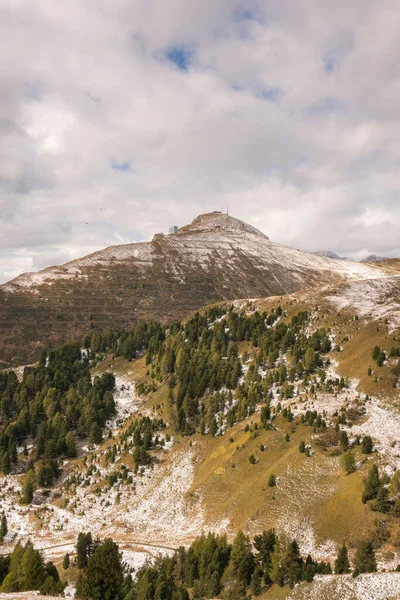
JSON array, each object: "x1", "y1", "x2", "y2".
[
  {"x1": 107, "y1": 376, "x2": 147, "y2": 432},
  {"x1": 327, "y1": 275, "x2": 400, "y2": 332},
  {"x1": 287, "y1": 573, "x2": 400, "y2": 600},
  {"x1": 0, "y1": 376, "x2": 207, "y2": 571}
]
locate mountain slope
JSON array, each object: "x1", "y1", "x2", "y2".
[
  {"x1": 0, "y1": 212, "x2": 386, "y2": 366},
  {"x1": 0, "y1": 273, "x2": 399, "y2": 599}
]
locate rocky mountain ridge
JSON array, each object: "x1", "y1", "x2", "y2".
[{"x1": 0, "y1": 213, "x2": 388, "y2": 366}]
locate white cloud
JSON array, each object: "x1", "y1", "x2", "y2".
[{"x1": 0, "y1": 0, "x2": 400, "y2": 283}]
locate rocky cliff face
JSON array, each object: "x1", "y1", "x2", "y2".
[{"x1": 0, "y1": 213, "x2": 384, "y2": 365}]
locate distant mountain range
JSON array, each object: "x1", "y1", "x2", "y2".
[{"x1": 314, "y1": 250, "x2": 389, "y2": 262}]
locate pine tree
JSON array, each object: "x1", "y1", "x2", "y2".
[
  {"x1": 340, "y1": 451, "x2": 355, "y2": 475},
  {"x1": 284, "y1": 541, "x2": 303, "y2": 588},
  {"x1": 250, "y1": 566, "x2": 263, "y2": 595},
  {"x1": 85, "y1": 538, "x2": 124, "y2": 600},
  {"x1": 361, "y1": 436, "x2": 373, "y2": 454},
  {"x1": 269, "y1": 541, "x2": 284, "y2": 586},
  {"x1": 0, "y1": 513, "x2": 7, "y2": 542},
  {"x1": 65, "y1": 432, "x2": 77, "y2": 458},
  {"x1": 20, "y1": 544, "x2": 46, "y2": 591},
  {"x1": 230, "y1": 530, "x2": 255, "y2": 586},
  {"x1": 1, "y1": 452, "x2": 11, "y2": 475},
  {"x1": 362, "y1": 464, "x2": 380, "y2": 503},
  {"x1": 76, "y1": 532, "x2": 93, "y2": 569},
  {"x1": 21, "y1": 470, "x2": 35, "y2": 505},
  {"x1": 372, "y1": 485, "x2": 388, "y2": 513},
  {"x1": 334, "y1": 544, "x2": 350, "y2": 574},
  {"x1": 63, "y1": 553, "x2": 70, "y2": 570},
  {"x1": 89, "y1": 423, "x2": 103, "y2": 445},
  {"x1": 304, "y1": 347, "x2": 317, "y2": 372},
  {"x1": 268, "y1": 474, "x2": 276, "y2": 487},
  {"x1": 353, "y1": 540, "x2": 376, "y2": 574}
]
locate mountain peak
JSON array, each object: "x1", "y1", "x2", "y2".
[{"x1": 180, "y1": 212, "x2": 269, "y2": 239}]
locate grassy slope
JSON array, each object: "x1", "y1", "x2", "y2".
[{"x1": 92, "y1": 287, "x2": 399, "y2": 553}]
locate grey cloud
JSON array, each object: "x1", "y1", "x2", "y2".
[{"x1": 0, "y1": 0, "x2": 399, "y2": 284}]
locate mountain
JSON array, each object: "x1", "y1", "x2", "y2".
[
  {"x1": 314, "y1": 250, "x2": 349, "y2": 260},
  {"x1": 0, "y1": 212, "x2": 386, "y2": 366},
  {"x1": 0, "y1": 217, "x2": 400, "y2": 599},
  {"x1": 361, "y1": 253, "x2": 389, "y2": 262}
]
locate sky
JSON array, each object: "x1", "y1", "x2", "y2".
[{"x1": 1, "y1": 0, "x2": 400, "y2": 284}]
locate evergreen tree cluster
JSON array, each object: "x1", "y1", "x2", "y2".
[
  {"x1": 84, "y1": 322, "x2": 166, "y2": 360},
  {"x1": 122, "y1": 530, "x2": 331, "y2": 600},
  {"x1": 372, "y1": 346, "x2": 386, "y2": 367},
  {"x1": 134, "y1": 307, "x2": 332, "y2": 436},
  {"x1": 0, "y1": 540, "x2": 63, "y2": 595},
  {"x1": 0, "y1": 343, "x2": 116, "y2": 479},
  {"x1": 362, "y1": 464, "x2": 389, "y2": 513},
  {"x1": 120, "y1": 416, "x2": 166, "y2": 472}
]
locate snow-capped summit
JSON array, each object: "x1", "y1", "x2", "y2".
[
  {"x1": 0, "y1": 212, "x2": 390, "y2": 365},
  {"x1": 180, "y1": 212, "x2": 269, "y2": 239}
]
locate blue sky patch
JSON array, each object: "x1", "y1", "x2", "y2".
[
  {"x1": 111, "y1": 161, "x2": 132, "y2": 173},
  {"x1": 258, "y1": 86, "x2": 282, "y2": 102},
  {"x1": 324, "y1": 57, "x2": 337, "y2": 73},
  {"x1": 165, "y1": 46, "x2": 193, "y2": 70}
]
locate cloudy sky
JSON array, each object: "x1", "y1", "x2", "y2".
[{"x1": 1, "y1": 0, "x2": 399, "y2": 283}]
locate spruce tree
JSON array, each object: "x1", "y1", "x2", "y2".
[
  {"x1": 21, "y1": 470, "x2": 35, "y2": 505},
  {"x1": 269, "y1": 542, "x2": 284, "y2": 586},
  {"x1": 65, "y1": 432, "x2": 77, "y2": 458},
  {"x1": 334, "y1": 544, "x2": 350, "y2": 574},
  {"x1": 362, "y1": 464, "x2": 380, "y2": 503},
  {"x1": 284, "y1": 541, "x2": 303, "y2": 588},
  {"x1": 85, "y1": 538, "x2": 124, "y2": 600},
  {"x1": 340, "y1": 451, "x2": 355, "y2": 475},
  {"x1": 353, "y1": 540, "x2": 376, "y2": 574},
  {"x1": 372, "y1": 485, "x2": 388, "y2": 513},
  {"x1": 76, "y1": 532, "x2": 93, "y2": 569},
  {"x1": 20, "y1": 544, "x2": 46, "y2": 591},
  {"x1": 0, "y1": 513, "x2": 7, "y2": 542},
  {"x1": 1, "y1": 452, "x2": 10, "y2": 475},
  {"x1": 63, "y1": 553, "x2": 70, "y2": 570},
  {"x1": 361, "y1": 436, "x2": 373, "y2": 455},
  {"x1": 230, "y1": 530, "x2": 255, "y2": 586},
  {"x1": 250, "y1": 566, "x2": 263, "y2": 595}
]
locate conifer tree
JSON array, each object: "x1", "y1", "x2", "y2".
[
  {"x1": 284, "y1": 541, "x2": 303, "y2": 588},
  {"x1": 340, "y1": 451, "x2": 355, "y2": 475},
  {"x1": 269, "y1": 542, "x2": 284, "y2": 586},
  {"x1": 84, "y1": 538, "x2": 124, "y2": 600},
  {"x1": 65, "y1": 432, "x2": 77, "y2": 458},
  {"x1": 372, "y1": 485, "x2": 388, "y2": 513},
  {"x1": 1, "y1": 452, "x2": 10, "y2": 475},
  {"x1": 21, "y1": 470, "x2": 35, "y2": 505},
  {"x1": 230, "y1": 530, "x2": 255, "y2": 586},
  {"x1": 0, "y1": 513, "x2": 7, "y2": 542},
  {"x1": 361, "y1": 435, "x2": 373, "y2": 455},
  {"x1": 20, "y1": 544, "x2": 46, "y2": 591},
  {"x1": 334, "y1": 544, "x2": 350, "y2": 574},
  {"x1": 353, "y1": 540, "x2": 376, "y2": 575},
  {"x1": 63, "y1": 553, "x2": 70, "y2": 570},
  {"x1": 76, "y1": 532, "x2": 93, "y2": 569},
  {"x1": 362, "y1": 464, "x2": 380, "y2": 503}
]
